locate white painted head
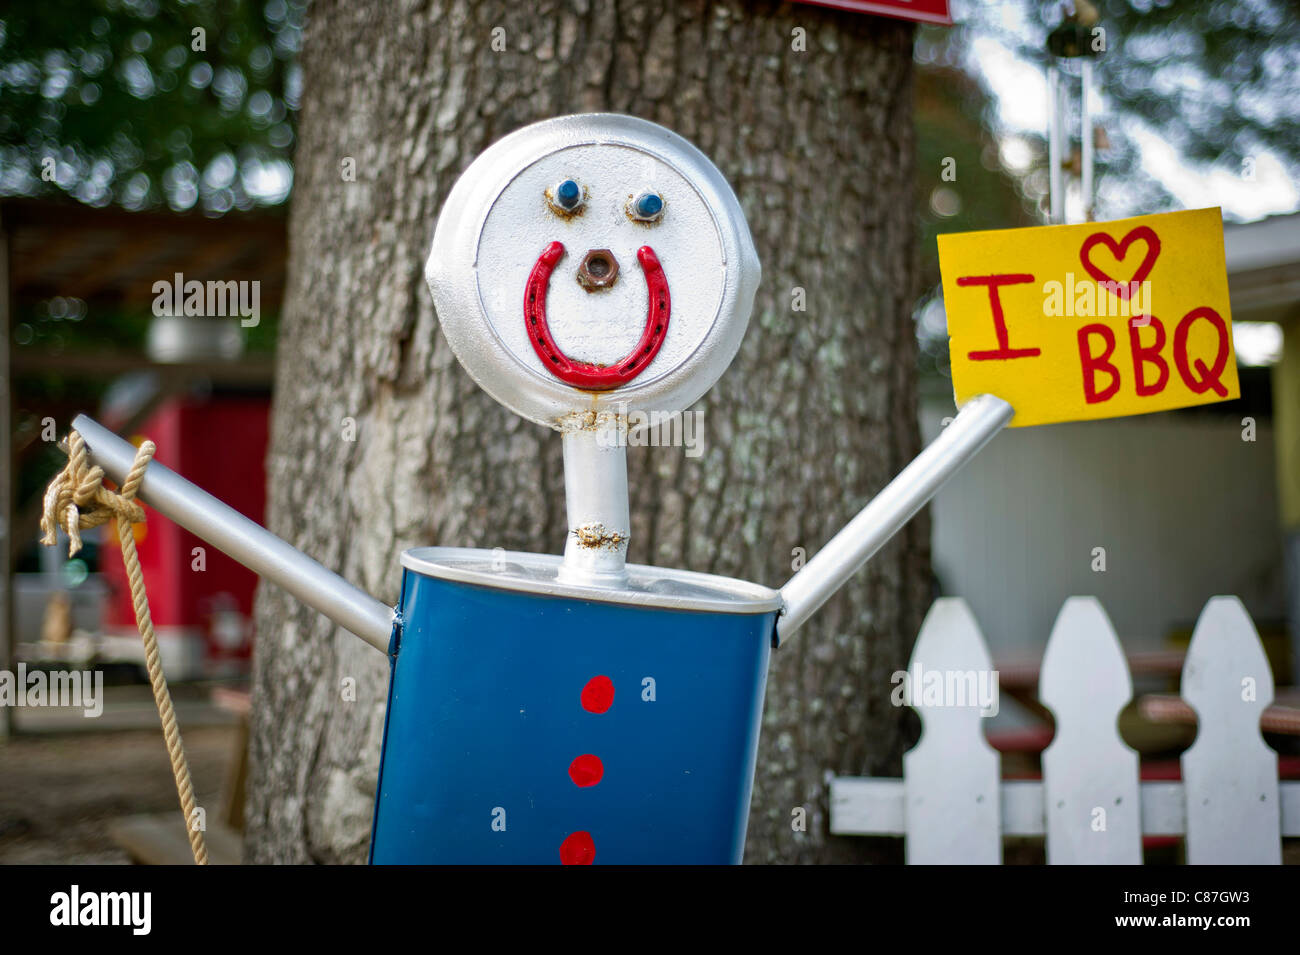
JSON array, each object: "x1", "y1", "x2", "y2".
[{"x1": 426, "y1": 113, "x2": 760, "y2": 428}]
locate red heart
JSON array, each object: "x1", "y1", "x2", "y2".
[{"x1": 1079, "y1": 226, "x2": 1161, "y2": 301}]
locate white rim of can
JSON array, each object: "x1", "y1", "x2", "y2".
[{"x1": 401, "y1": 546, "x2": 782, "y2": 615}]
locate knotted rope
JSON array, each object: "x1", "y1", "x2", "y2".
[{"x1": 41, "y1": 431, "x2": 208, "y2": 866}]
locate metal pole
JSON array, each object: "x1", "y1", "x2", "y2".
[
  {"x1": 558, "y1": 422, "x2": 631, "y2": 588},
  {"x1": 71, "y1": 414, "x2": 395, "y2": 653},
  {"x1": 1080, "y1": 58, "x2": 1094, "y2": 221},
  {"x1": 777, "y1": 394, "x2": 1015, "y2": 642},
  {"x1": 1047, "y1": 65, "x2": 1064, "y2": 225}
]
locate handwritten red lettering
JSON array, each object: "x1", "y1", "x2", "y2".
[
  {"x1": 1079, "y1": 226, "x2": 1161, "y2": 301},
  {"x1": 957, "y1": 273, "x2": 1042, "y2": 361},
  {"x1": 1077, "y1": 324, "x2": 1120, "y2": 404},
  {"x1": 1129, "y1": 316, "x2": 1169, "y2": 397},
  {"x1": 1174, "y1": 307, "x2": 1231, "y2": 397}
]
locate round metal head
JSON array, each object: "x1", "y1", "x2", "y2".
[{"x1": 426, "y1": 114, "x2": 760, "y2": 428}]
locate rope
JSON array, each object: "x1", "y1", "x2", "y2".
[{"x1": 41, "y1": 431, "x2": 209, "y2": 866}]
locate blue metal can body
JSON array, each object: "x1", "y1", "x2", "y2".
[{"x1": 369, "y1": 550, "x2": 778, "y2": 864}]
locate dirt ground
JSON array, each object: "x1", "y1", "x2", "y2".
[{"x1": 0, "y1": 724, "x2": 237, "y2": 864}]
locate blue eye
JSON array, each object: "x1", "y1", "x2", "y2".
[
  {"x1": 629, "y1": 191, "x2": 664, "y2": 222},
  {"x1": 551, "y1": 179, "x2": 583, "y2": 213}
]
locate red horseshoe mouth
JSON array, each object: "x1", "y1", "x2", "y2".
[{"x1": 524, "y1": 240, "x2": 671, "y2": 390}]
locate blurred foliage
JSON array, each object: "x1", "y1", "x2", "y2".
[
  {"x1": 914, "y1": 64, "x2": 1037, "y2": 287},
  {"x1": 912, "y1": 0, "x2": 1299, "y2": 380},
  {"x1": 913, "y1": 60, "x2": 1036, "y2": 380},
  {"x1": 1093, "y1": 0, "x2": 1296, "y2": 175},
  {"x1": 2, "y1": 1, "x2": 1292, "y2": 218},
  {"x1": 925, "y1": 0, "x2": 1300, "y2": 222},
  {"x1": 2, "y1": 0, "x2": 1293, "y2": 383},
  {"x1": 0, "y1": 0, "x2": 304, "y2": 213}
]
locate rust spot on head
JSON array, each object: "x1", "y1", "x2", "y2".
[{"x1": 572, "y1": 523, "x2": 627, "y2": 550}]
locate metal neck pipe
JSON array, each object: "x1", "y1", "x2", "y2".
[
  {"x1": 71, "y1": 414, "x2": 395, "y2": 653},
  {"x1": 558, "y1": 416, "x2": 631, "y2": 588},
  {"x1": 777, "y1": 394, "x2": 1014, "y2": 642}
]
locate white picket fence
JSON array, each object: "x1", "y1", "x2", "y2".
[{"x1": 829, "y1": 596, "x2": 1300, "y2": 863}]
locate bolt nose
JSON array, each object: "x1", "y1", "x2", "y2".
[
  {"x1": 586, "y1": 251, "x2": 614, "y2": 279},
  {"x1": 577, "y1": 249, "x2": 620, "y2": 290}
]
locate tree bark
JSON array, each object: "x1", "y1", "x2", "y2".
[{"x1": 246, "y1": 0, "x2": 926, "y2": 864}]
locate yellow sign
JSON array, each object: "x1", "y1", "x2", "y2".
[{"x1": 938, "y1": 207, "x2": 1239, "y2": 427}]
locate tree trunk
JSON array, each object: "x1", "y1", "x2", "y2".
[{"x1": 246, "y1": 0, "x2": 925, "y2": 864}]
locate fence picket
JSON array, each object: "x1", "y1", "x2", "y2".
[
  {"x1": 1180, "y1": 596, "x2": 1282, "y2": 864},
  {"x1": 1039, "y1": 597, "x2": 1142, "y2": 864},
  {"x1": 830, "y1": 594, "x2": 1296, "y2": 864},
  {"x1": 902, "y1": 598, "x2": 1001, "y2": 864}
]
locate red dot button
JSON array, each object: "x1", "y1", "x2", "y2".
[
  {"x1": 580, "y1": 675, "x2": 614, "y2": 714},
  {"x1": 568, "y1": 754, "x2": 604, "y2": 788},
  {"x1": 559, "y1": 830, "x2": 596, "y2": 865}
]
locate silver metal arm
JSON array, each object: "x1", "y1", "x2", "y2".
[
  {"x1": 72, "y1": 414, "x2": 395, "y2": 653},
  {"x1": 777, "y1": 394, "x2": 1014, "y2": 642}
]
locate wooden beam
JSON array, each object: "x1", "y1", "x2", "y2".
[
  {"x1": 1, "y1": 211, "x2": 12, "y2": 738},
  {"x1": 0, "y1": 197, "x2": 286, "y2": 242},
  {"x1": 59, "y1": 234, "x2": 172, "y2": 301},
  {"x1": 9, "y1": 229, "x2": 92, "y2": 291},
  {"x1": 174, "y1": 231, "x2": 270, "y2": 279},
  {"x1": 829, "y1": 777, "x2": 1300, "y2": 839}
]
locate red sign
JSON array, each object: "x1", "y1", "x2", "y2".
[{"x1": 789, "y1": 0, "x2": 952, "y2": 25}]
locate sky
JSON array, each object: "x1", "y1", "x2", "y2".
[{"x1": 965, "y1": 33, "x2": 1300, "y2": 224}]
